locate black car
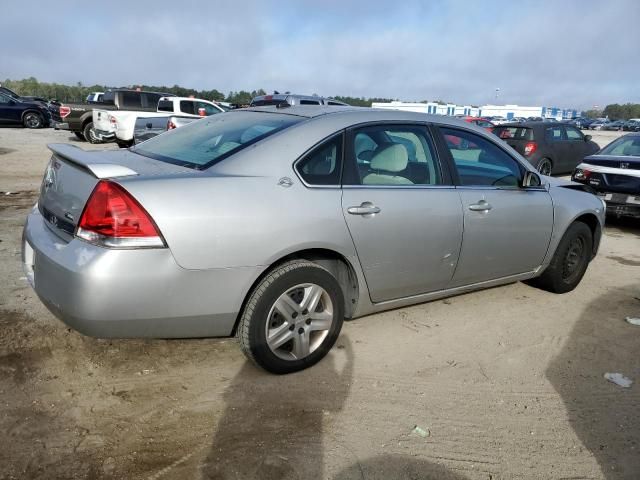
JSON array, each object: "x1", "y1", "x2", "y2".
[
  {"x1": 493, "y1": 122, "x2": 600, "y2": 175},
  {"x1": 603, "y1": 120, "x2": 626, "y2": 131},
  {"x1": 0, "y1": 92, "x2": 51, "y2": 128},
  {"x1": 622, "y1": 120, "x2": 640, "y2": 132},
  {"x1": 572, "y1": 133, "x2": 640, "y2": 218}
]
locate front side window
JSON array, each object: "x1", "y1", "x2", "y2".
[
  {"x1": 440, "y1": 127, "x2": 523, "y2": 188},
  {"x1": 295, "y1": 134, "x2": 343, "y2": 185},
  {"x1": 346, "y1": 125, "x2": 442, "y2": 186},
  {"x1": 564, "y1": 126, "x2": 583, "y2": 140},
  {"x1": 195, "y1": 102, "x2": 220, "y2": 116},
  {"x1": 157, "y1": 100, "x2": 174, "y2": 112}
]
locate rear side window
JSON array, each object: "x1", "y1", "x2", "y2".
[
  {"x1": 440, "y1": 127, "x2": 523, "y2": 188},
  {"x1": 493, "y1": 126, "x2": 533, "y2": 140},
  {"x1": 300, "y1": 100, "x2": 321, "y2": 105},
  {"x1": 295, "y1": 134, "x2": 343, "y2": 185},
  {"x1": 345, "y1": 125, "x2": 442, "y2": 186},
  {"x1": 195, "y1": 102, "x2": 220, "y2": 116},
  {"x1": 180, "y1": 100, "x2": 196, "y2": 115},
  {"x1": 133, "y1": 111, "x2": 302, "y2": 169},
  {"x1": 157, "y1": 100, "x2": 174, "y2": 112},
  {"x1": 564, "y1": 126, "x2": 583, "y2": 140}
]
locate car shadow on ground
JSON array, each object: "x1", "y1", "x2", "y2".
[
  {"x1": 546, "y1": 286, "x2": 640, "y2": 479},
  {"x1": 198, "y1": 336, "x2": 472, "y2": 480}
]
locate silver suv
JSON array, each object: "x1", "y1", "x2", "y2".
[{"x1": 250, "y1": 93, "x2": 348, "y2": 107}]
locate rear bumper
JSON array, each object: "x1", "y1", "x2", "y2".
[
  {"x1": 22, "y1": 207, "x2": 261, "y2": 338},
  {"x1": 52, "y1": 121, "x2": 69, "y2": 130},
  {"x1": 600, "y1": 193, "x2": 640, "y2": 218},
  {"x1": 94, "y1": 128, "x2": 116, "y2": 141}
]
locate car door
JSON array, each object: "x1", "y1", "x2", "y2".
[
  {"x1": 0, "y1": 93, "x2": 21, "y2": 124},
  {"x1": 563, "y1": 125, "x2": 592, "y2": 167},
  {"x1": 436, "y1": 127, "x2": 554, "y2": 287},
  {"x1": 544, "y1": 124, "x2": 569, "y2": 171},
  {"x1": 341, "y1": 123, "x2": 464, "y2": 303}
]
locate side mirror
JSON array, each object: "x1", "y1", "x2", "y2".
[
  {"x1": 522, "y1": 171, "x2": 542, "y2": 187},
  {"x1": 584, "y1": 134, "x2": 592, "y2": 141}
]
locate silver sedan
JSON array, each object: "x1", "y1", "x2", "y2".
[{"x1": 23, "y1": 106, "x2": 605, "y2": 373}]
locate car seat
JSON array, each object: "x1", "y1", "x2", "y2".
[{"x1": 362, "y1": 144, "x2": 413, "y2": 185}]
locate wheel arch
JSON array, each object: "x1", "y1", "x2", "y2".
[
  {"x1": 573, "y1": 212, "x2": 602, "y2": 257},
  {"x1": 231, "y1": 248, "x2": 360, "y2": 336},
  {"x1": 21, "y1": 109, "x2": 43, "y2": 121}
]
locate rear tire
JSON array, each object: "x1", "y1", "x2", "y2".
[
  {"x1": 83, "y1": 122, "x2": 101, "y2": 144},
  {"x1": 74, "y1": 131, "x2": 85, "y2": 140},
  {"x1": 238, "y1": 260, "x2": 344, "y2": 374},
  {"x1": 528, "y1": 222, "x2": 592, "y2": 293},
  {"x1": 23, "y1": 112, "x2": 43, "y2": 129},
  {"x1": 536, "y1": 158, "x2": 553, "y2": 176}
]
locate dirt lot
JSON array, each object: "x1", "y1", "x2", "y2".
[{"x1": 0, "y1": 127, "x2": 638, "y2": 480}]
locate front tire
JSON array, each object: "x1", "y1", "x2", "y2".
[
  {"x1": 23, "y1": 112, "x2": 43, "y2": 129},
  {"x1": 528, "y1": 222, "x2": 592, "y2": 293},
  {"x1": 238, "y1": 260, "x2": 344, "y2": 374}
]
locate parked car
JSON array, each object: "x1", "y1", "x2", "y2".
[
  {"x1": 23, "y1": 107, "x2": 604, "y2": 373},
  {"x1": 0, "y1": 85, "x2": 49, "y2": 104},
  {"x1": 133, "y1": 115, "x2": 199, "y2": 144},
  {"x1": 572, "y1": 133, "x2": 640, "y2": 218},
  {"x1": 589, "y1": 119, "x2": 611, "y2": 130},
  {"x1": 95, "y1": 96, "x2": 226, "y2": 147},
  {"x1": 603, "y1": 120, "x2": 626, "y2": 131},
  {"x1": 493, "y1": 122, "x2": 599, "y2": 175},
  {"x1": 54, "y1": 89, "x2": 173, "y2": 144},
  {"x1": 250, "y1": 93, "x2": 349, "y2": 107},
  {"x1": 0, "y1": 91, "x2": 52, "y2": 128},
  {"x1": 461, "y1": 116, "x2": 494, "y2": 131},
  {"x1": 623, "y1": 120, "x2": 640, "y2": 132},
  {"x1": 489, "y1": 116, "x2": 509, "y2": 125}
]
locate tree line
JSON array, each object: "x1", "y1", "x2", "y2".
[
  {"x1": 1, "y1": 77, "x2": 395, "y2": 107},
  {"x1": 581, "y1": 104, "x2": 640, "y2": 120}
]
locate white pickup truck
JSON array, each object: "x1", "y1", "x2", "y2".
[{"x1": 93, "y1": 97, "x2": 227, "y2": 148}]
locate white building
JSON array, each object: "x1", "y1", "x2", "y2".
[{"x1": 371, "y1": 101, "x2": 580, "y2": 120}]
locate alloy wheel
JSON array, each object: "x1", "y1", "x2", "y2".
[{"x1": 265, "y1": 283, "x2": 334, "y2": 361}]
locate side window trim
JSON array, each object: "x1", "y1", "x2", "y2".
[
  {"x1": 433, "y1": 125, "x2": 529, "y2": 189},
  {"x1": 292, "y1": 131, "x2": 345, "y2": 188},
  {"x1": 342, "y1": 121, "x2": 454, "y2": 187}
]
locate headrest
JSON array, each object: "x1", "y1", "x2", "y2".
[{"x1": 370, "y1": 144, "x2": 408, "y2": 172}]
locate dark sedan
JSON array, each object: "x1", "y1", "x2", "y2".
[
  {"x1": 572, "y1": 133, "x2": 640, "y2": 218},
  {"x1": 0, "y1": 92, "x2": 51, "y2": 128},
  {"x1": 493, "y1": 122, "x2": 600, "y2": 175}
]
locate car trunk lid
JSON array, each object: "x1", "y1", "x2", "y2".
[
  {"x1": 38, "y1": 144, "x2": 194, "y2": 240},
  {"x1": 579, "y1": 155, "x2": 640, "y2": 194}
]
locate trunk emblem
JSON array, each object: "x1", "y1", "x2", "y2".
[{"x1": 620, "y1": 162, "x2": 630, "y2": 169}]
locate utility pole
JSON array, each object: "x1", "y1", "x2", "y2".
[{"x1": 495, "y1": 88, "x2": 500, "y2": 102}]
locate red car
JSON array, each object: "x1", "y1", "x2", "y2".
[{"x1": 462, "y1": 116, "x2": 495, "y2": 132}]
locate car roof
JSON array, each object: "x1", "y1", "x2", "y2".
[{"x1": 238, "y1": 105, "x2": 492, "y2": 131}]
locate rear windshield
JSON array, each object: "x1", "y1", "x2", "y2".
[
  {"x1": 493, "y1": 126, "x2": 534, "y2": 141},
  {"x1": 599, "y1": 136, "x2": 640, "y2": 156},
  {"x1": 133, "y1": 111, "x2": 303, "y2": 169}
]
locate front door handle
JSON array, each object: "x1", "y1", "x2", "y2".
[
  {"x1": 468, "y1": 200, "x2": 492, "y2": 212},
  {"x1": 347, "y1": 202, "x2": 381, "y2": 215}
]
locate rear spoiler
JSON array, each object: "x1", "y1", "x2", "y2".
[{"x1": 47, "y1": 143, "x2": 138, "y2": 179}]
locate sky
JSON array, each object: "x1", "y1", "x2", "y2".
[{"x1": 2, "y1": 0, "x2": 639, "y2": 109}]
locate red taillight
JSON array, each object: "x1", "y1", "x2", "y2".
[
  {"x1": 167, "y1": 120, "x2": 176, "y2": 130},
  {"x1": 59, "y1": 105, "x2": 70, "y2": 118},
  {"x1": 524, "y1": 142, "x2": 537, "y2": 156},
  {"x1": 76, "y1": 181, "x2": 164, "y2": 248}
]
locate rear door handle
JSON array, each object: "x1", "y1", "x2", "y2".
[
  {"x1": 468, "y1": 200, "x2": 492, "y2": 212},
  {"x1": 347, "y1": 202, "x2": 381, "y2": 215}
]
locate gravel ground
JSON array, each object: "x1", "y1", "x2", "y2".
[{"x1": 0, "y1": 127, "x2": 638, "y2": 480}]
